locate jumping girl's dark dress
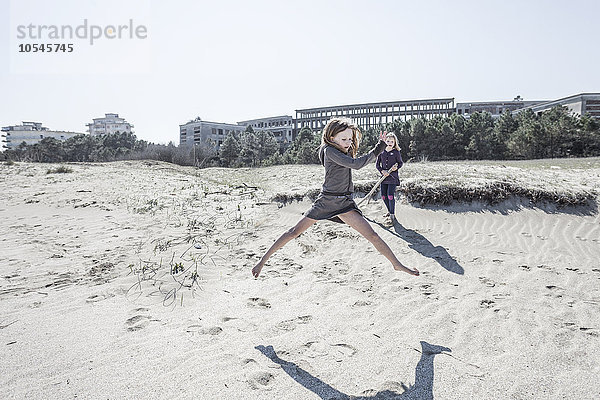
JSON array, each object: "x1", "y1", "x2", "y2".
[{"x1": 304, "y1": 140, "x2": 386, "y2": 224}]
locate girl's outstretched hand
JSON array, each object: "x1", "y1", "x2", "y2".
[{"x1": 379, "y1": 130, "x2": 387, "y2": 141}]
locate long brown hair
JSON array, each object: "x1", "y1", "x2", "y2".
[{"x1": 321, "y1": 117, "x2": 362, "y2": 158}]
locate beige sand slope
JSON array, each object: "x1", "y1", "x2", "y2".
[{"x1": 1, "y1": 161, "x2": 599, "y2": 399}]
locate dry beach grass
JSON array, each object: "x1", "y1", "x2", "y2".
[{"x1": 1, "y1": 159, "x2": 599, "y2": 399}]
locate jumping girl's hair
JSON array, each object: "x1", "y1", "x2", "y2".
[
  {"x1": 321, "y1": 117, "x2": 362, "y2": 158},
  {"x1": 386, "y1": 132, "x2": 401, "y2": 152}
]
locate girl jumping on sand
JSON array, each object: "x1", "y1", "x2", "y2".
[
  {"x1": 376, "y1": 132, "x2": 403, "y2": 226},
  {"x1": 251, "y1": 117, "x2": 419, "y2": 278}
]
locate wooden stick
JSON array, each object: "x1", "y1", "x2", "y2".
[{"x1": 356, "y1": 163, "x2": 398, "y2": 207}]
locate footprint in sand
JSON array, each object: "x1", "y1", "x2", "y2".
[
  {"x1": 222, "y1": 316, "x2": 258, "y2": 332},
  {"x1": 561, "y1": 322, "x2": 598, "y2": 337},
  {"x1": 277, "y1": 256, "x2": 304, "y2": 277},
  {"x1": 478, "y1": 277, "x2": 497, "y2": 287},
  {"x1": 125, "y1": 308, "x2": 152, "y2": 331},
  {"x1": 351, "y1": 300, "x2": 372, "y2": 307},
  {"x1": 297, "y1": 341, "x2": 358, "y2": 362},
  {"x1": 536, "y1": 264, "x2": 559, "y2": 274},
  {"x1": 86, "y1": 291, "x2": 116, "y2": 303},
  {"x1": 246, "y1": 371, "x2": 276, "y2": 390},
  {"x1": 186, "y1": 325, "x2": 223, "y2": 336},
  {"x1": 331, "y1": 343, "x2": 358, "y2": 361},
  {"x1": 274, "y1": 315, "x2": 313, "y2": 331},
  {"x1": 360, "y1": 381, "x2": 405, "y2": 397},
  {"x1": 480, "y1": 299, "x2": 495, "y2": 308},
  {"x1": 545, "y1": 285, "x2": 565, "y2": 299},
  {"x1": 297, "y1": 240, "x2": 316, "y2": 255},
  {"x1": 313, "y1": 264, "x2": 331, "y2": 279},
  {"x1": 420, "y1": 283, "x2": 438, "y2": 299},
  {"x1": 300, "y1": 341, "x2": 330, "y2": 358},
  {"x1": 313, "y1": 263, "x2": 350, "y2": 285},
  {"x1": 390, "y1": 285, "x2": 413, "y2": 293},
  {"x1": 247, "y1": 297, "x2": 271, "y2": 309},
  {"x1": 44, "y1": 272, "x2": 80, "y2": 290},
  {"x1": 86, "y1": 294, "x2": 104, "y2": 303},
  {"x1": 566, "y1": 267, "x2": 584, "y2": 274},
  {"x1": 241, "y1": 358, "x2": 258, "y2": 367},
  {"x1": 125, "y1": 315, "x2": 150, "y2": 331}
]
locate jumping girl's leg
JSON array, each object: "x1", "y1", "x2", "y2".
[
  {"x1": 252, "y1": 216, "x2": 317, "y2": 278},
  {"x1": 337, "y1": 210, "x2": 419, "y2": 276}
]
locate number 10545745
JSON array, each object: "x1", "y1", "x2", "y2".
[{"x1": 18, "y1": 43, "x2": 74, "y2": 52}]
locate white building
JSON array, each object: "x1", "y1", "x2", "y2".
[
  {"x1": 1, "y1": 122, "x2": 84, "y2": 150},
  {"x1": 237, "y1": 115, "x2": 294, "y2": 148},
  {"x1": 456, "y1": 96, "x2": 546, "y2": 119},
  {"x1": 179, "y1": 117, "x2": 245, "y2": 148},
  {"x1": 512, "y1": 93, "x2": 600, "y2": 119},
  {"x1": 87, "y1": 113, "x2": 134, "y2": 136}
]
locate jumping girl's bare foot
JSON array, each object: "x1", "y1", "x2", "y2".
[
  {"x1": 252, "y1": 263, "x2": 263, "y2": 278},
  {"x1": 394, "y1": 263, "x2": 420, "y2": 276}
]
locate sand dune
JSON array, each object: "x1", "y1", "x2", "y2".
[{"x1": 1, "y1": 160, "x2": 599, "y2": 399}]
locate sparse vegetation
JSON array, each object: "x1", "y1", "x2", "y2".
[
  {"x1": 210, "y1": 157, "x2": 600, "y2": 209},
  {"x1": 46, "y1": 165, "x2": 73, "y2": 174}
]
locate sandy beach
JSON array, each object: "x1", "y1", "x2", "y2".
[{"x1": 1, "y1": 160, "x2": 599, "y2": 399}]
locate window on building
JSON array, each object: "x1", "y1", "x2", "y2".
[
  {"x1": 212, "y1": 128, "x2": 216, "y2": 135},
  {"x1": 218, "y1": 129, "x2": 223, "y2": 135}
]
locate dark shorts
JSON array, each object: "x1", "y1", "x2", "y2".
[{"x1": 303, "y1": 193, "x2": 363, "y2": 224}]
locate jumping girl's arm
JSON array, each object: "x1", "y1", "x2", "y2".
[{"x1": 325, "y1": 140, "x2": 386, "y2": 169}]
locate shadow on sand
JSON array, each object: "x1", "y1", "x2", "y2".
[
  {"x1": 255, "y1": 341, "x2": 451, "y2": 400},
  {"x1": 366, "y1": 217, "x2": 464, "y2": 275}
]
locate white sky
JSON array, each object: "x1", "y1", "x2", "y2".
[{"x1": 1, "y1": 0, "x2": 599, "y2": 144}]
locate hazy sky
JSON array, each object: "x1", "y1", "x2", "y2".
[{"x1": 1, "y1": 0, "x2": 599, "y2": 144}]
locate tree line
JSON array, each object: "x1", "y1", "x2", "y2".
[{"x1": 2, "y1": 106, "x2": 600, "y2": 166}]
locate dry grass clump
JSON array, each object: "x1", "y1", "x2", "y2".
[
  {"x1": 271, "y1": 180, "x2": 595, "y2": 207},
  {"x1": 398, "y1": 181, "x2": 594, "y2": 206},
  {"x1": 271, "y1": 188, "x2": 321, "y2": 204},
  {"x1": 265, "y1": 158, "x2": 600, "y2": 209},
  {"x1": 46, "y1": 165, "x2": 73, "y2": 174}
]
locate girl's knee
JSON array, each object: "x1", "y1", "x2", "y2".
[{"x1": 287, "y1": 225, "x2": 303, "y2": 238}]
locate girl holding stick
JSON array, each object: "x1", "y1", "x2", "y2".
[{"x1": 252, "y1": 117, "x2": 419, "y2": 278}]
